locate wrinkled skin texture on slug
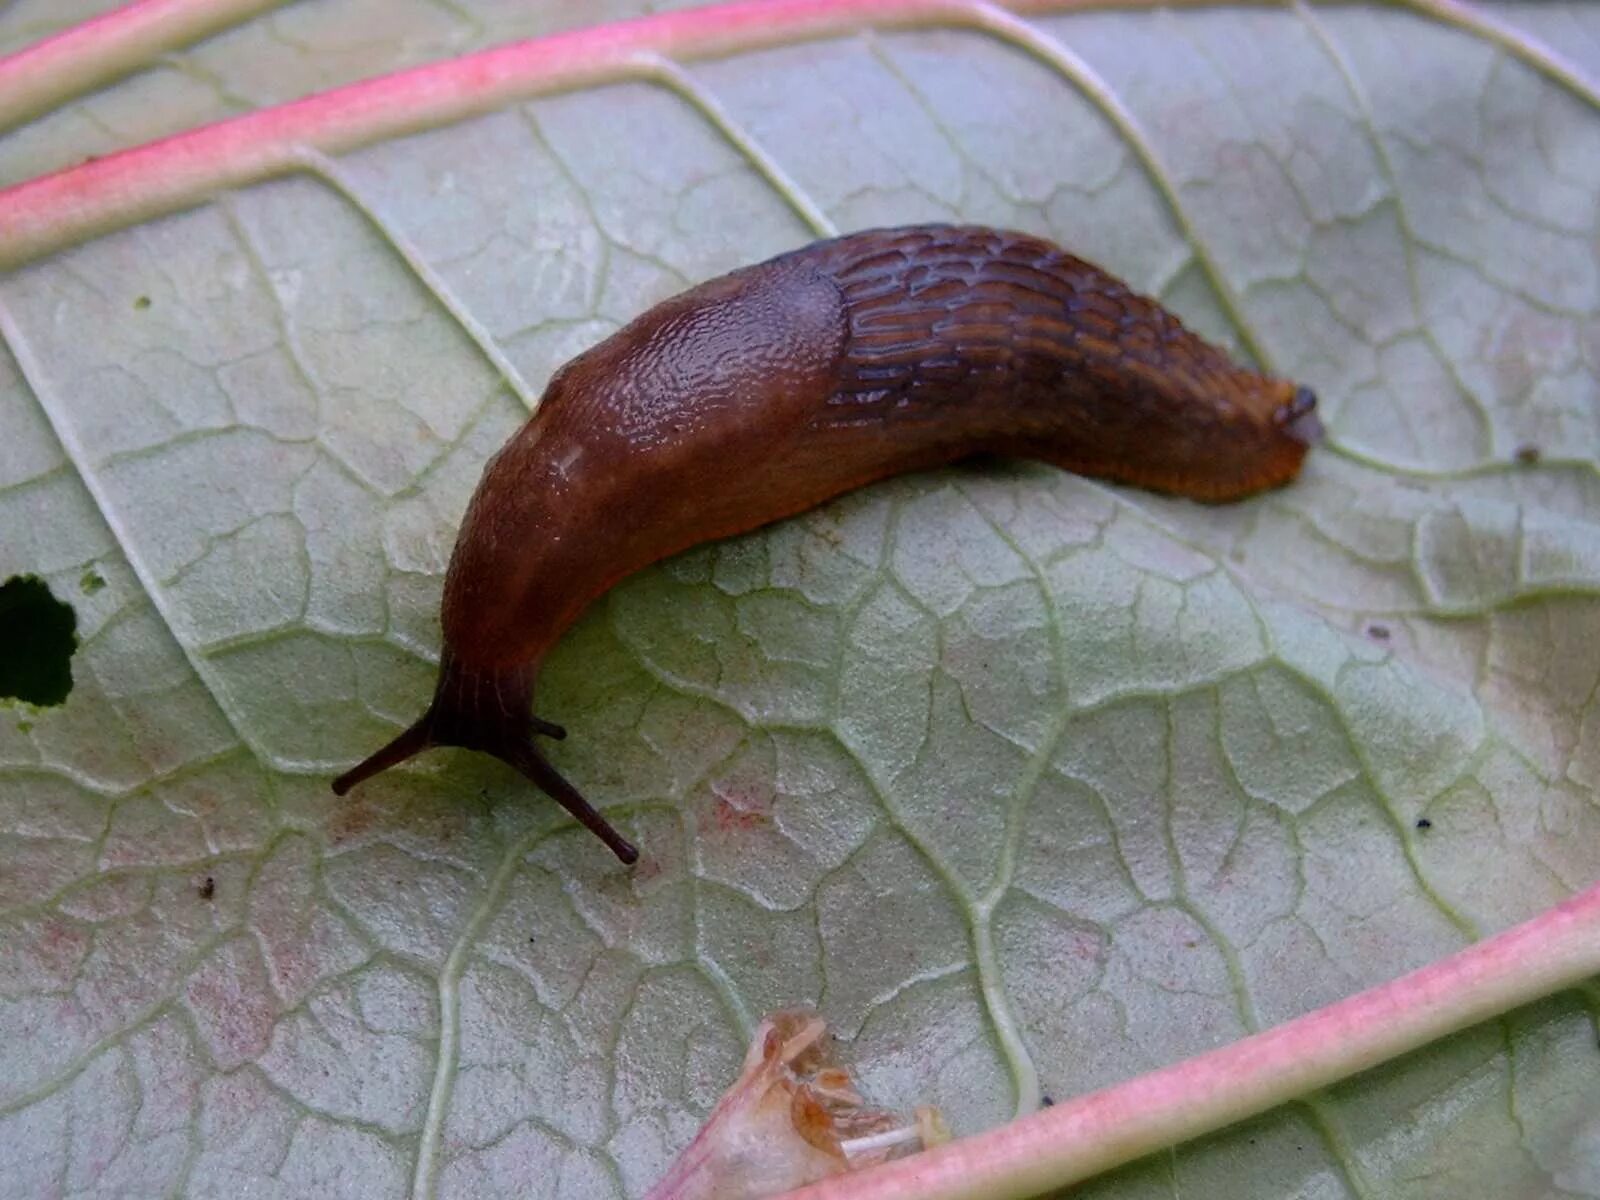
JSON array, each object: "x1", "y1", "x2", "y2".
[{"x1": 334, "y1": 224, "x2": 1320, "y2": 863}]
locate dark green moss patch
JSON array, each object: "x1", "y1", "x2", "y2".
[{"x1": 0, "y1": 575, "x2": 77, "y2": 707}]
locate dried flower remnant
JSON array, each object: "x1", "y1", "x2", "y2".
[{"x1": 646, "y1": 1010, "x2": 945, "y2": 1200}]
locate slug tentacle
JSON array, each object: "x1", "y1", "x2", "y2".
[
  {"x1": 330, "y1": 716, "x2": 434, "y2": 797},
  {"x1": 333, "y1": 655, "x2": 638, "y2": 863},
  {"x1": 331, "y1": 224, "x2": 1318, "y2": 862},
  {"x1": 506, "y1": 746, "x2": 639, "y2": 865}
]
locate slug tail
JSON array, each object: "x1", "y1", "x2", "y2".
[{"x1": 331, "y1": 656, "x2": 638, "y2": 865}]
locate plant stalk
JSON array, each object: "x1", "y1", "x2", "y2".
[
  {"x1": 775, "y1": 878, "x2": 1600, "y2": 1200},
  {"x1": 0, "y1": 0, "x2": 1268, "y2": 274},
  {"x1": 0, "y1": 0, "x2": 289, "y2": 134}
]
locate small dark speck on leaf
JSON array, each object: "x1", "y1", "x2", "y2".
[
  {"x1": 528, "y1": 935, "x2": 536, "y2": 945},
  {"x1": 1366, "y1": 623, "x2": 1390, "y2": 641},
  {"x1": 1415, "y1": 818, "x2": 1432, "y2": 831},
  {"x1": 133, "y1": 295, "x2": 152, "y2": 311},
  {"x1": 1040, "y1": 1095, "x2": 1055, "y2": 1107},
  {"x1": 1515, "y1": 444, "x2": 1541, "y2": 465},
  {"x1": 198, "y1": 876, "x2": 215, "y2": 900}
]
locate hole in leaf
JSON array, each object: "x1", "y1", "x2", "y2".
[{"x1": 0, "y1": 575, "x2": 77, "y2": 707}]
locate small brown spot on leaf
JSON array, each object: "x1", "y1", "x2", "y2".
[
  {"x1": 632, "y1": 855, "x2": 663, "y2": 884},
  {"x1": 711, "y1": 795, "x2": 769, "y2": 833},
  {"x1": 329, "y1": 799, "x2": 378, "y2": 843},
  {"x1": 199, "y1": 876, "x2": 215, "y2": 900}
]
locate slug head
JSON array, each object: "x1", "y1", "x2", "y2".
[{"x1": 331, "y1": 659, "x2": 638, "y2": 864}]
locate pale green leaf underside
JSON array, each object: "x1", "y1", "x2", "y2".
[{"x1": 2, "y1": 3, "x2": 1600, "y2": 1199}]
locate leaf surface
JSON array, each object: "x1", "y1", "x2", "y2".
[{"x1": 2, "y1": 3, "x2": 1599, "y2": 1198}]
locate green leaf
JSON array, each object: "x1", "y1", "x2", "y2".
[{"x1": 2, "y1": 3, "x2": 1599, "y2": 1198}]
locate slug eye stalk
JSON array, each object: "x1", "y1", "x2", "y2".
[{"x1": 331, "y1": 662, "x2": 639, "y2": 865}]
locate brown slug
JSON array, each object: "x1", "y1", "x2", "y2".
[{"x1": 332, "y1": 224, "x2": 1321, "y2": 863}]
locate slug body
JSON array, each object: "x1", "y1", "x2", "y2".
[{"x1": 333, "y1": 225, "x2": 1320, "y2": 862}]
